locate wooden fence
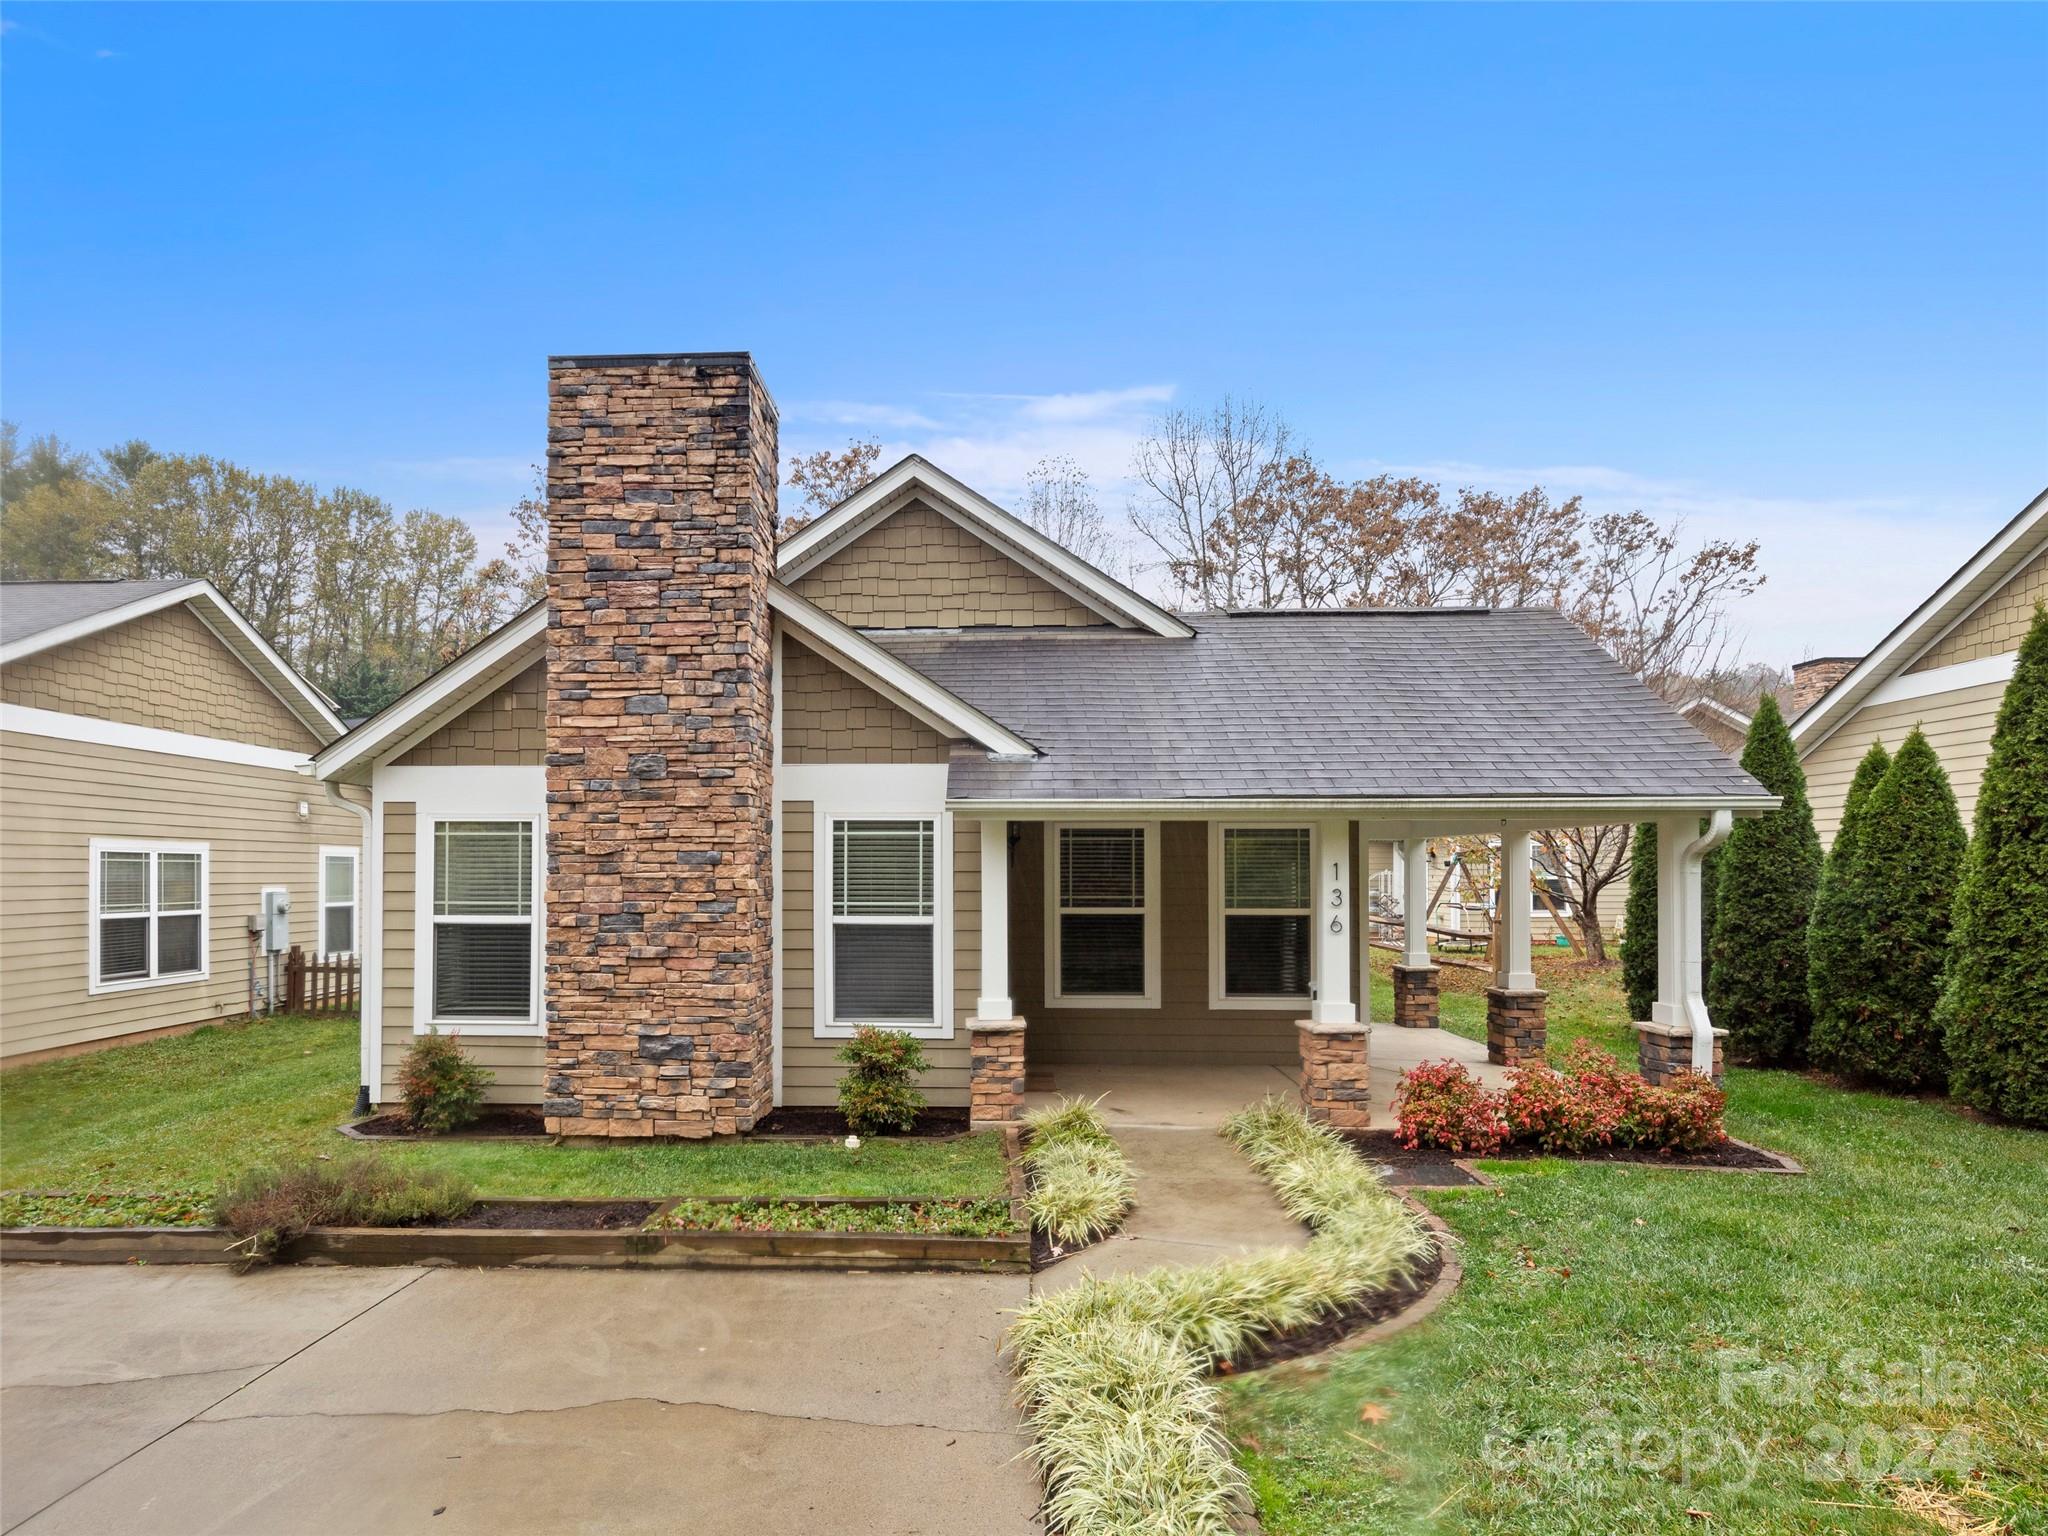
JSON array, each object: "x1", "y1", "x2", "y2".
[{"x1": 283, "y1": 945, "x2": 360, "y2": 1013}]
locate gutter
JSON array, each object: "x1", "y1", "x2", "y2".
[{"x1": 1682, "y1": 810, "x2": 1735, "y2": 1069}]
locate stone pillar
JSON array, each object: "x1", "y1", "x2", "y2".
[
  {"x1": 969, "y1": 1019, "x2": 1026, "y2": 1128},
  {"x1": 1392, "y1": 964, "x2": 1440, "y2": 1028},
  {"x1": 1485, "y1": 987, "x2": 1548, "y2": 1067},
  {"x1": 543, "y1": 353, "x2": 778, "y2": 1139},
  {"x1": 1635, "y1": 1020, "x2": 1726, "y2": 1085},
  {"x1": 1298, "y1": 1021, "x2": 1371, "y2": 1131}
]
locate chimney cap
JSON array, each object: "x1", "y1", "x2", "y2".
[
  {"x1": 548, "y1": 351, "x2": 755, "y2": 367},
  {"x1": 1792, "y1": 655, "x2": 1862, "y2": 673}
]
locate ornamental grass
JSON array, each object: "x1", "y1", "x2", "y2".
[{"x1": 1022, "y1": 1096, "x2": 1134, "y2": 1248}]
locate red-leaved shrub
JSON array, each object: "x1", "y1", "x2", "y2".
[
  {"x1": 1501, "y1": 1041, "x2": 1637, "y2": 1154},
  {"x1": 1625, "y1": 1071, "x2": 1727, "y2": 1152},
  {"x1": 1393, "y1": 1059, "x2": 1509, "y2": 1154}
]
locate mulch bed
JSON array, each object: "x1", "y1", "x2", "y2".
[
  {"x1": 348, "y1": 1108, "x2": 549, "y2": 1139},
  {"x1": 1339, "y1": 1131, "x2": 1485, "y2": 1187},
  {"x1": 750, "y1": 1106, "x2": 971, "y2": 1139},
  {"x1": 415, "y1": 1200, "x2": 659, "y2": 1231},
  {"x1": 1214, "y1": 1241, "x2": 1446, "y2": 1375},
  {"x1": 1481, "y1": 1138, "x2": 1788, "y2": 1171}
]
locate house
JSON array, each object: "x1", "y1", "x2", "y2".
[
  {"x1": 0, "y1": 579, "x2": 361, "y2": 1064},
  {"x1": 1794, "y1": 489, "x2": 2047, "y2": 844},
  {"x1": 312, "y1": 353, "x2": 1774, "y2": 1135},
  {"x1": 1677, "y1": 695, "x2": 1752, "y2": 757}
]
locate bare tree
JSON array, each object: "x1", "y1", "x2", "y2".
[
  {"x1": 1129, "y1": 397, "x2": 1289, "y2": 608},
  {"x1": 1019, "y1": 455, "x2": 1120, "y2": 572},
  {"x1": 1572, "y1": 511, "x2": 1764, "y2": 699},
  {"x1": 783, "y1": 438, "x2": 882, "y2": 537}
]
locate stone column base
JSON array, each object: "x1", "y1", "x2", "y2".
[
  {"x1": 1392, "y1": 964, "x2": 1441, "y2": 1028},
  {"x1": 1634, "y1": 1020, "x2": 1726, "y2": 1085},
  {"x1": 1297, "y1": 1021, "x2": 1372, "y2": 1131},
  {"x1": 969, "y1": 1019, "x2": 1027, "y2": 1128},
  {"x1": 1485, "y1": 988, "x2": 1548, "y2": 1067}
]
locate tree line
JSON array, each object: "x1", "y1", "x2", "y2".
[{"x1": 0, "y1": 425, "x2": 544, "y2": 717}]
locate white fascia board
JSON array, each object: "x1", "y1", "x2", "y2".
[
  {"x1": 1680, "y1": 697, "x2": 1750, "y2": 729},
  {"x1": 1, "y1": 701, "x2": 316, "y2": 772},
  {"x1": 314, "y1": 605, "x2": 547, "y2": 782},
  {"x1": 1792, "y1": 487, "x2": 2046, "y2": 751},
  {"x1": 944, "y1": 795, "x2": 1781, "y2": 827},
  {"x1": 768, "y1": 581, "x2": 1039, "y2": 759},
  {"x1": 776, "y1": 456, "x2": 1195, "y2": 639}
]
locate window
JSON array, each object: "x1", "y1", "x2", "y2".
[
  {"x1": 1048, "y1": 824, "x2": 1158, "y2": 1006},
  {"x1": 430, "y1": 819, "x2": 537, "y2": 1026},
  {"x1": 1214, "y1": 825, "x2": 1313, "y2": 1005},
  {"x1": 319, "y1": 847, "x2": 359, "y2": 957},
  {"x1": 828, "y1": 817, "x2": 938, "y2": 1031},
  {"x1": 89, "y1": 840, "x2": 208, "y2": 993}
]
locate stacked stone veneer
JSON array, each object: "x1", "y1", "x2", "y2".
[
  {"x1": 1634, "y1": 1021, "x2": 1727, "y2": 1085},
  {"x1": 543, "y1": 354, "x2": 778, "y2": 1139},
  {"x1": 1485, "y1": 988, "x2": 1548, "y2": 1067},
  {"x1": 1391, "y1": 964, "x2": 1440, "y2": 1028},
  {"x1": 1298, "y1": 1023, "x2": 1371, "y2": 1131},
  {"x1": 969, "y1": 1021, "x2": 1026, "y2": 1127}
]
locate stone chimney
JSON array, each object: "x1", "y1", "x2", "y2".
[
  {"x1": 543, "y1": 354, "x2": 777, "y2": 1139},
  {"x1": 1787, "y1": 655, "x2": 1860, "y2": 718}
]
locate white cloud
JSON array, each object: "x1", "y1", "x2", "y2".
[{"x1": 786, "y1": 400, "x2": 943, "y2": 432}]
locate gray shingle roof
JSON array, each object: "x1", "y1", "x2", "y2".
[
  {"x1": 875, "y1": 609, "x2": 1771, "y2": 804},
  {"x1": 1, "y1": 580, "x2": 194, "y2": 648}
]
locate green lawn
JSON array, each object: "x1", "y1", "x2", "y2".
[
  {"x1": 0, "y1": 1012, "x2": 1007, "y2": 1214},
  {"x1": 1237, "y1": 953, "x2": 2048, "y2": 1534}
]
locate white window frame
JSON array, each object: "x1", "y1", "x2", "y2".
[
  {"x1": 1045, "y1": 821, "x2": 1160, "y2": 1009},
  {"x1": 1208, "y1": 821, "x2": 1318, "y2": 1011},
  {"x1": 814, "y1": 808, "x2": 952, "y2": 1040},
  {"x1": 416, "y1": 812, "x2": 545, "y2": 1036},
  {"x1": 87, "y1": 838, "x2": 210, "y2": 996},
  {"x1": 318, "y1": 845, "x2": 360, "y2": 959}
]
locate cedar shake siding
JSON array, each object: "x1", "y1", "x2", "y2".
[
  {"x1": 394, "y1": 662, "x2": 545, "y2": 765},
  {"x1": 1, "y1": 601, "x2": 320, "y2": 752},
  {"x1": 1907, "y1": 544, "x2": 2047, "y2": 673},
  {"x1": 791, "y1": 498, "x2": 1106, "y2": 630},
  {"x1": 781, "y1": 637, "x2": 951, "y2": 763}
]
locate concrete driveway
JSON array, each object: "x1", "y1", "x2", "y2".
[{"x1": 1, "y1": 1263, "x2": 1041, "y2": 1535}]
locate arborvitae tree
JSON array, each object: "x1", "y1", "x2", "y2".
[
  {"x1": 1813, "y1": 733, "x2": 1964, "y2": 1087},
  {"x1": 1807, "y1": 740, "x2": 1892, "y2": 1071},
  {"x1": 1940, "y1": 604, "x2": 2048, "y2": 1127},
  {"x1": 1621, "y1": 822, "x2": 1659, "y2": 1020},
  {"x1": 1707, "y1": 694, "x2": 1823, "y2": 1064}
]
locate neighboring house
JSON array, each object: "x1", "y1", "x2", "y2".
[
  {"x1": 312, "y1": 353, "x2": 1773, "y2": 1134},
  {"x1": 1677, "y1": 696, "x2": 1752, "y2": 757},
  {"x1": 0, "y1": 580, "x2": 360, "y2": 1064},
  {"x1": 1794, "y1": 489, "x2": 2047, "y2": 845}
]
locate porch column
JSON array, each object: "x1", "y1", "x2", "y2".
[
  {"x1": 1636, "y1": 812, "x2": 1731, "y2": 1082},
  {"x1": 1393, "y1": 836, "x2": 1440, "y2": 1029},
  {"x1": 1486, "y1": 829, "x2": 1547, "y2": 1066},
  {"x1": 1311, "y1": 817, "x2": 1355, "y2": 1025},
  {"x1": 969, "y1": 817, "x2": 1025, "y2": 1127},
  {"x1": 1299, "y1": 817, "x2": 1369, "y2": 1129}
]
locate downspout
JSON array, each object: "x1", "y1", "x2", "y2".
[
  {"x1": 323, "y1": 779, "x2": 374, "y2": 1116},
  {"x1": 1681, "y1": 810, "x2": 1734, "y2": 1071}
]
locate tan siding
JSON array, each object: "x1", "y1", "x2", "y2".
[
  {"x1": 374, "y1": 800, "x2": 543, "y2": 1105},
  {"x1": 1909, "y1": 545, "x2": 2047, "y2": 673},
  {"x1": 780, "y1": 638, "x2": 951, "y2": 764},
  {"x1": 1, "y1": 603, "x2": 319, "y2": 752},
  {"x1": 792, "y1": 498, "x2": 1105, "y2": 629},
  {"x1": 394, "y1": 663, "x2": 545, "y2": 766},
  {"x1": 0, "y1": 732, "x2": 361, "y2": 1058},
  {"x1": 1802, "y1": 680, "x2": 2008, "y2": 846}
]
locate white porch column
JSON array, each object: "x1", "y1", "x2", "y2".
[
  {"x1": 1312, "y1": 817, "x2": 1356, "y2": 1026},
  {"x1": 1651, "y1": 815, "x2": 1689, "y2": 1030},
  {"x1": 976, "y1": 817, "x2": 1014, "y2": 1021},
  {"x1": 1496, "y1": 829, "x2": 1537, "y2": 992},
  {"x1": 1402, "y1": 837, "x2": 1432, "y2": 967}
]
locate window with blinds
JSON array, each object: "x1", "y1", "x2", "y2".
[
  {"x1": 1054, "y1": 825, "x2": 1151, "y2": 1001},
  {"x1": 1219, "y1": 826, "x2": 1312, "y2": 1000},
  {"x1": 431, "y1": 820, "x2": 535, "y2": 1022},
  {"x1": 92, "y1": 842, "x2": 207, "y2": 990},
  {"x1": 321, "y1": 848, "x2": 358, "y2": 957},
  {"x1": 830, "y1": 818, "x2": 936, "y2": 1027}
]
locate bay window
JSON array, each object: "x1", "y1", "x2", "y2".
[
  {"x1": 1048, "y1": 823, "x2": 1158, "y2": 1006},
  {"x1": 1213, "y1": 824, "x2": 1313, "y2": 1006},
  {"x1": 89, "y1": 839, "x2": 208, "y2": 992},
  {"x1": 826, "y1": 816, "x2": 940, "y2": 1033},
  {"x1": 429, "y1": 818, "x2": 537, "y2": 1027}
]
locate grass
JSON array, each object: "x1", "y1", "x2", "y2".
[
  {"x1": 1234, "y1": 953, "x2": 2048, "y2": 1535},
  {"x1": 0, "y1": 1011, "x2": 1008, "y2": 1216},
  {"x1": 1024, "y1": 1095, "x2": 1135, "y2": 1247}
]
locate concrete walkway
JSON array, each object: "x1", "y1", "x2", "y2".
[{"x1": 1, "y1": 1263, "x2": 1041, "y2": 1535}]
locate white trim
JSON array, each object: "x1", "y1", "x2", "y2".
[
  {"x1": 771, "y1": 625, "x2": 785, "y2": 1106},
  {"x1": 1679, "y1": 696, "x2": 1751, "y2": 731},
  {"x1": 1208, "y1": 821, "x2": 1319, "y2": 1011},
  {"x1": 1859, "y1": 650, "x2": 2019, "y2": 709},
  {"x1": 1043, "y1": 821, "x2": 1161, "y2": 1010},
  {"x1": 812, "y1": 789, "x2": 953, "y2": 1041},
  {"x1": 415, "y1": 811, "x2": 546, "y2": 1037},
  {"x1": 0, "y1": 580, "x2": 343, "y2": 739},
  {"x1": 1, "y1": 703, "x2": 315, "y2": 772},
  {"x1": 949, "y1": 797, "x2": 1778, "y2": 827},
  {"x1": 317, "y1": 845, "x2": 360, "y2": 959},
  {"x1": 776, "y1": 455, "x2": 1194, "y2": 639},
  {"x1": 768, "y1": 584, "x2": 1038, "y2": 758},
  {"x1": 87, "y1": 837, "x2": 210, "y2": 996},
  {"x1": 780, "y1": 763, "x2": 951, "y2": 804}
]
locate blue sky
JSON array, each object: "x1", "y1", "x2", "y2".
[{"x1": 4, "y1": 3, "x2": 2043, "y2": 664}]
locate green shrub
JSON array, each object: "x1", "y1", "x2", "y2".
[
  {"x1": 396, "y1": 1029, "x2": 492, "y2": 1134},
  {"x1": 1707, "y1": 694, "x2": 1823, "y2": 1064},
  {"x1": 1810, "y1": 731, "x2": 1965, "y2": 1088},
  {"x1": 1807, "y1": 739, "x2": 1892, "y2": 1075},
  {"x1": 1023, "y1": 1096, "x2": 1132, "y2": 1247},
  {"x1": 1941, "y1": 604, "x2": 2048, "y2": 1127},
  {"x1": 214, "y1": 1153, "x2": 474, "y2": 1264},
  {"x1": 1621, "y1": 821, "x2": 1659, "y2": 1021},
  {"x1": 834, "y1": 1026, "x2": 928, "y2": 1136}
]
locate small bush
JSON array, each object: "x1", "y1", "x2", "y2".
[
  {"x1": 1393, "y1": 1059, "x2": 1508, "y2": 1154},
  {"x1": 1024, "y1": 1096, "x2": 1133, "y2": 1247},
  {"x1": 835, "y1": 1026, "x2": 929, "y2": 1136},
  {"x1": 214, "y1": 1154, "x2": 474, "y2": 1265},
  {"x1": 396, "y1": 1029, "x2": 492, "y2": 1134},
  {"x1": 1625, "y1": 1071, "x2": 1727, "y2": 1153}
]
